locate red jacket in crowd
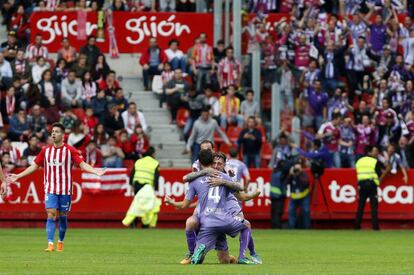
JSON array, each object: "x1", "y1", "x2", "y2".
[{"x1": 139, "y1": 47, "x2": 168, "y2": 66}]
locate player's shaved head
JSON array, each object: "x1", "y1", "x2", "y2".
[{"x1": 199, "y1": 149, "x2": 213, "y2": 167}]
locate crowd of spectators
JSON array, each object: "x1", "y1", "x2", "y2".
[
  {"x1": 138, "y1": 0, "x2": 414, "y2": 172},
  {"x1": 140, "y1": 32, "x2": 267, "y2": 168},
  {"x1": 2, "y1": 0, "x2": 414, "y2": 171},
  {"x1": 260, "y1": 1, "x2": 414, "y2": 174},
  {"x1": 0, "y1": 1, "x2": 159, "y2": 172}
]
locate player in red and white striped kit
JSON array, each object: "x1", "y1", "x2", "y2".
[{"x1": 7, "y1": 123, "x2": 106, "y2": 252}]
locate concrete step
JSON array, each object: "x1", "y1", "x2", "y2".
[
  {"x1": 155, "y1": 143, "x2": 187, "y2": 156},
  {"x1": 150, "y1": 135, "x2": 181, "y2": 144},
  {"x1": 136, "y1": 103, "x2": 163, "y2": 111},
  {"x1": 145, "y1": 115, "x2": 171, "y2": 123},
  {"x1": 149, "y1": 126, "x2": 180, "y2": 135},
  {"x1": 143, "y1": 112, "x2": 171, "y2": 121},
  {"x1": 157, "y1": 154, "x2": 190, "y2": 161},
  {"x1": 159, "y1": 158, "x2": 192, "y2": 168},
  {"x1": 141, "y1": 108, "x2": 170, "y2": 116},
  {"x1": 148, "y1": 124, "x2": 177, "y2": 130},
  {"x1": 131, "y1": 93, "x2": 159, "y2": 101},
  {"x1": 131, "y1": 92, "x2": 159, "y2": 102},
  {"x1": 120, "y1": 78, "x2": 187, "y2": 168}
]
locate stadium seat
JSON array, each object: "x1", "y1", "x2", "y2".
[
  {"x1": 218, "y1": 142, "x2": 234, "y2": 156},
  {"x1": 260, "y1": 142, "x2": 273, "y2": 167},
  {"x1": 176, "y1": 108, "x2": 189, "y2": 128},
  {"x1": 257, "y1": 125, "x2": 266, "y2": 143},
  {"x1": 213, "y1": 92, "x2": 222, "y2": 98},
  {"x1": 262, "y1": 92, "x2": 272, "y2": 111},
  {"x1": 213, "y1": 127, "x2": 226, "y2": 146},
  {"x1": 226, "y1": 126, "x2": 242, "y2": 144}
]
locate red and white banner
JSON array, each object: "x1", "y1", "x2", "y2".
[
  {"x1": 81, "y1": 168, "x2": 128, "y2": 194},
  {"x1": 29, "y1": 11, "x2": 213, "y2": 53},
  {"x1": 1, "y1": 168, "x2": 414, "y2": 228}
]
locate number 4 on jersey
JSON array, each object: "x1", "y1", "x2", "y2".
[{"x1": 208, "y1": 186, "x2": 220, "y2": 203}]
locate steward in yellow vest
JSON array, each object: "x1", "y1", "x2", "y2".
[
  {"x1": 129, "y1": 146, "x2": 160, "y2": 194},
  {"x1": 354, "y1": 145, "x2": 385, "y2": 231},
  {"x1": 125, "y1": 146, "x2": 161, "y2": 228}
]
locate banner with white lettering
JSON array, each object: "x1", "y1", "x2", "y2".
[
  {"x1": 29, "y1": 11, "x2": 213, "y2": 53},
  {"x1": 1, "y1": 168, "x2": 414, "y2": 224}
]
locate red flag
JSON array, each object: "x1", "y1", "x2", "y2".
[
  {"x1": 106, "y1": 10, "x2": 119, "y2": 58},
  {"x1": 81, "y1": 168, "x2": 128, "y2": 194},
  {"x1": 77, "y1": 11, "x2": 87, "y2": 41}
]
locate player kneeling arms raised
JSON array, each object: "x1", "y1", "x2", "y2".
[
  {"x1": 165, "y1": 149, "x2": 261, "y2": 264},
  {"x1": 5, "y1": 123, "x2": 106, "y2": 252}
]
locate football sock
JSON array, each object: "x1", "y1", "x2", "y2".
[
  {"x1": 248, "y1": 233, "x2": 256, "y2": 256},
  {"x1": 185, "y1": 230, "x2": 196, "y2": 254},
  {"x1": 46, "y1": 218, "x2": 56, "y2": 243},
  {"x1": 239, "y1": 227, "x2": 251, "y2": 259},
  {"x1": 58, "y1": 216, "x2": 68, "y2": 242}
]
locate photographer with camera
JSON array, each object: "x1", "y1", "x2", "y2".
[
  {"x1": 269, "y1": 133, "x2": 293, "y2": 229},
  {"x1": 285, "y1": 162, "x2": 311, "y2": 229}
]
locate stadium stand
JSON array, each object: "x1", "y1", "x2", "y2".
[{"x1": 0, "y1": 0, "x2": 414, "y2": 172}]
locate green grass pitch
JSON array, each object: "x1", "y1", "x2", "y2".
[{"x1": 0, "y1": 229, "x2": 414, "y2": 274}]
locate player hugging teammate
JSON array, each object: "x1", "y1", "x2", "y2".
[{"x1": 165, "y1": 140, "x2": 262, "y2": 265}]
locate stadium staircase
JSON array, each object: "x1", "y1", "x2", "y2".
[{"x1": 116, "y1": 70, "x2": 191, "y2": 168}]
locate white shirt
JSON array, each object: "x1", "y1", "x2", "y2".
[
  {"x1": 164, "y1": 48, "x2": 185, "y2": 61},
  {"x1": 31, "y1": 64, "x2": 49, "y2": 84},
  {"x1": 121, "y1": 110, "x2": 148, "y2": 135},
  {"x1": 403, "y1": 37, "x2": 414, "y2": 65},
  {"x1": 204, "y1": 96, "x2": 220, "y2": 117},
  {"x1": 67, "y1": 133, "x2": 85, "y2": 147},
  {"x1": 351, "y1": 46, "x2": 370, "y2": 71},
  {"x1": 0, "y1": 60, "x2": 13, "y2": 79}
]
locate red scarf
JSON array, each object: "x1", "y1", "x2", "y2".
[
  {"x1": 127, "y1": 112, "x2": 140, "y2": 131},
  {"x1": 135, "y1": 136, "x2": 145, "y2": 153},
  {"x1": 219, "y1": 57, "x2": 240, "y2": 88},
  {"x1": 225, "y1": 96, "x2": 237, "y2": 116},
  {"x1": 193, "y1": 43, "x2": 213, "y2": 66},
  {"x1": 6, "y1": 95, "x2": 15, "y2": 117}
]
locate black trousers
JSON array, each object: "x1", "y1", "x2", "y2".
[
  {"x1": 347, "y1": 70, "x2": 365, "y2": 101},
  {"x1": 355, "y1": 180, "x2": 380, "y2": 230},
  {"x1": 271, "y1": 198, "x2": 285, "y2": 229}
]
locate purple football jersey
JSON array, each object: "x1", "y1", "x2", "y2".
[
  {"x1": 185, "y1": 172, "x2": 234, "y2": 227},
  {"x1": 226, "y1": 191, "x2": 242, "y2": 217},
  {"x1": 225, "y1": 158, "x2": 250, "y2": 182}
]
